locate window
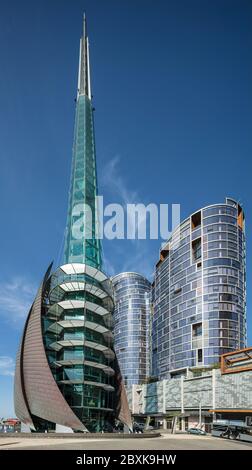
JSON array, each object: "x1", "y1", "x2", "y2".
[
  {"x1": 219, "y1": 293, "x2": 238, "y2": 303},
  {"x1": 192, "y1": 238, "x2": 201, "y2": 262},
  {"x1": 192, "y1": 323, "x2": 202, "y2": 337},
  {"x1": 238, "y1": 205, "x2": 244, "y2": 230},
  {"x1": 173, "y1": 283, "x2": 182, "y2": 294},
  {"x1": 197, "y1": 349, "x2": 203, "y2": 363},
  {"x1": 191, "y1": 211, "x2": 201, "y2": 230}
]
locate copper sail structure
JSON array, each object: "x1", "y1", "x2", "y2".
[
  {"x1": 14, "y1": 15, "x2": 132, "y2": 433},
  {"x1": 14, "y1": 264, "x2": 86, "y2": 432}
]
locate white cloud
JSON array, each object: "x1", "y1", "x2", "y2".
[
  {"x1": 101, "y1": 156, "x2": 157, "y2": 281},
  {"x1": 102, "y1": 253, "x2": 117, "y2": 277},
  {"x1": 101, "y1": 155, "x2": 149, "y2": 240},
  {"x1": 0, "y1": 356, "x2": 15, "y2": 377},
  {"x1": 121, "y1": 242, "x2": 155, "y2": 280},
  {"x1": 101, "y1": 155, "x2": 138, "y2": 204},
  {"x1": 0, "y1": 277, "x2": 36, "y2": 325}
]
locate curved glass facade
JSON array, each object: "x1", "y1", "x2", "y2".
[
  {"x1": 152, "y1": 198, "x2": 246, "y2": 379},
  {"x1": 112, "y1": 273, "x2": 151, "y2": 386},
  {"x1": 43, "y1": 263, "x2": 115, "y2": 432}
]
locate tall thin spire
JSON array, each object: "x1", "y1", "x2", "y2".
[
  {"x1": 83, "y1": 11, "x2": 87, "y2": 38},
  {"x1": 78, "y1": 12, "x2": 91, "y2": 99},
  {"x1": 64, "y1": 15, "x2": 101, "y2": 269}
]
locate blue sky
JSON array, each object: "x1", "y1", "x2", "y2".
[{"x1": 0, "y1": 0, "x2": 251, "y2": 417}]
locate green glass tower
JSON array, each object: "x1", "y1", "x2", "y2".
[
  {"x1": 64, "y1": 14, "x2": 102, "y2": 269},
  {"x1": 51, "y1": 15, "x2": 115, "y2": 431},
  {"x1": 14, "y1": 15, "x2": 132, "y2": 434}
]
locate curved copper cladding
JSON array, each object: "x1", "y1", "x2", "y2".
[
  {"x1": 114, "y1": 354, "x2": 133, "y2": 431},
  {"x1": 14, "y1": 264, "x2": 87, "y2": 432},
  {"x1": 14, "y1": 305, "x2": 35, "y2": 430}
]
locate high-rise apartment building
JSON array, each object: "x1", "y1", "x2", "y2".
[
  {"x1": 112, "y1": 273, "x2": 151, "y2": 386},
  {"x1": 14, "y1": 16, "x2": 131, "y2": 433},
  {"x1": 152, "y1": 198, "x2": 246, "y2": 379}
]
